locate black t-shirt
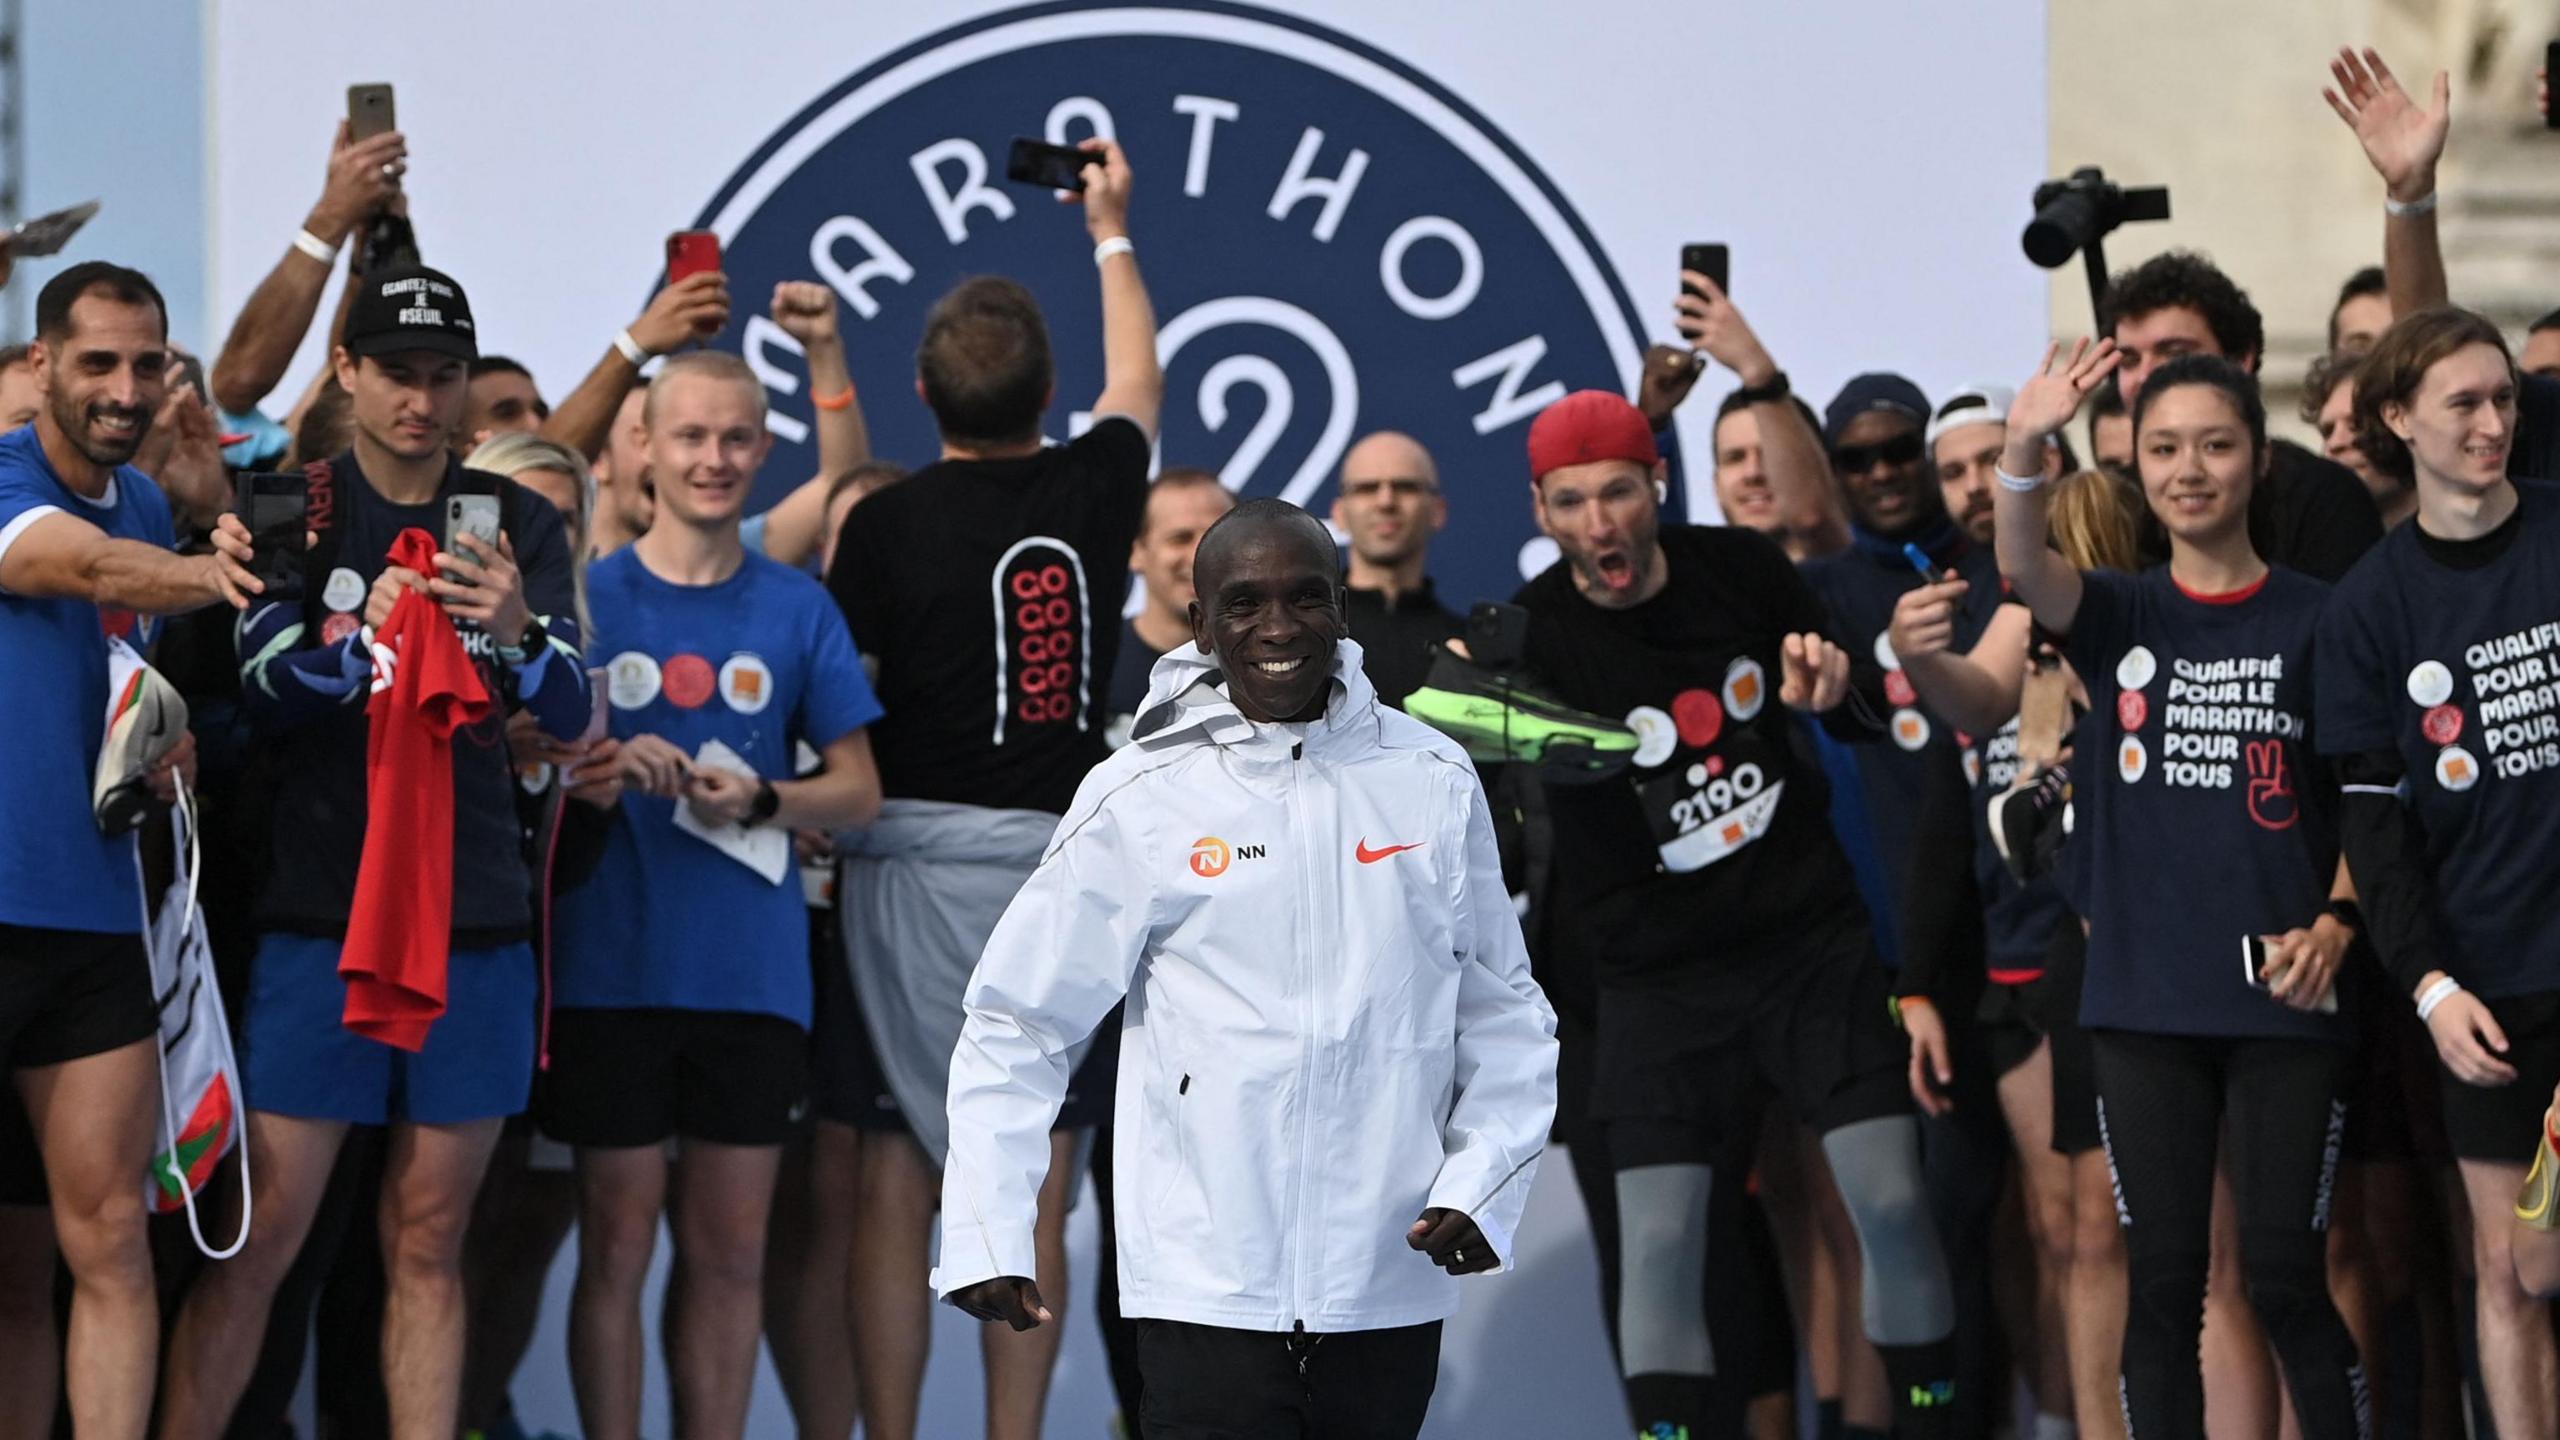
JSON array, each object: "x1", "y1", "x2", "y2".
[
  {"x1": 827, "y1": 420, "x2": 1150, "y2": 815},
  {"x1": 2516, "y1": 374, "x2": 2560, "y2": 482},
  {"x1": 1345, "y1": 579, "x2": 1464, "y2": 710},
  {"x1": 257, "y1": 457, "x2": 578, "y2": 942},
  {"x1": 2253, "y1": 442, "x2": 2384, "y2": 583},
  {"x1": 1958, "y1": 710, "x2": 2071, "y2": 984},
  {"x1": 1515, "y1": 525, "x2": 1869, "y2": 990},
  {"x1": 2315, "y1": 480, "x2": 2560, "y2": 999},
  {"x1": 1799, "y1": 537, "x2": 2005, "y2": 935},
  {"x1": 2065, "y1": 566, "x2": 2344, "y2": 1040}
]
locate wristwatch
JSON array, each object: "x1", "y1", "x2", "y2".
[
  {"x1": 748, "y1": 779, "x2": 782, "y2": 826},
  {"x1": 1731, "y1": 370, "x2": 1791, "y2": 406},
  {"x1": 496, "y1": 617, "x2": 548, "y2": 667},
  {"x1": 2325, "y1": 897, "x2": 2365, "y2": 936}
]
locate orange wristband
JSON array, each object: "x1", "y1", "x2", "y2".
[{"x1": 811, "y1": 384, "x2": 857, "y2": 412}]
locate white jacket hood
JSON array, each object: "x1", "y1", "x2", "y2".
[{"x1": 936, "y1": 635, "x2": 1559, "y2": 1334}]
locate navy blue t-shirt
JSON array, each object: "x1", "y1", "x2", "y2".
[
  {"x1": 1800, "y1": 537, "x2": 2004, "y2": 962},
  {"x1": 0, "y1": 427, "x2": 175, "y2": 933},
  {"x1": 2315, "y1": 481, "x2": 2560, "y2": 999},
  {"x1": 558, "y1": 547, "x2": 883, "y2": 1025},
  {"x1": 2066, "y1": 566, "x2": 2344, "y2": 1040},
  {"x1": 1958, "y1": 711, "x2": 2072, "y2": 984}
]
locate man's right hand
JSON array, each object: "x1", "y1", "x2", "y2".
[
  {"x1": 2426, "y1": 986, "x2": 2519, "y2": 1088},
  {"x1": 1637, "y1": 344, "x2": 1704, "y2": 431},
  {"x1": 1072, "y1": 138, "x2": 1134, "y2": 242},
  {"x1": 1672, "y1": 273, "x2": 1777, "y2": 387},
  {"x1": 309, "y1": 121, "x2": 408, "y2": 244},
  {"x1": 2323, "y1": 46, "x2": 2449, "y2": 205},
  {"x1": 951, "y1": 1276, "x2": 1052, "y2": 1332},
  {"x1": 1889, "y1": 577, "x2": 1971, "y2": 663},
  {"x1": 364, "y1": 564, "x2": 430, "y2": 631},
  {"x1": 629, "y1": 272, "x2": 733, "y2": 356}
]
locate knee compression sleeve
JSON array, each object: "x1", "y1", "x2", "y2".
[
  {"x1": 1615, "y1": 1164, "x2": 1715, "y2": 1379},
  {"x1": 1820, "y1": 1115, "x2": 1955, "y2": 1345}
]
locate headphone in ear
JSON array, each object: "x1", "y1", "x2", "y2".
[{"x1": 1653, "y1": 478, "x2": 1668, "y2": 506}]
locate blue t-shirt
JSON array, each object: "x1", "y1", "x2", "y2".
[
  {"x1": 0, "y1": 426, "x2": 176, "y2": 932},
  {"x1": 556, "y1": 546, "x2": 883, "y2": 1025},
  {"x1": 2065, "y1": 566, "x2": 2343, "y2": 1040},
  {"x1": 2315, "y1": 481, "x2": 2560, "y2": 999}
]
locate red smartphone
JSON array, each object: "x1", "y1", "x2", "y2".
[{"x1": 666, "y1": 230, "x2": 722, "y2": 284}]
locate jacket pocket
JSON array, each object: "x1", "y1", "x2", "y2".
[{"x1": 1147, "y1": 1069, "x2": 1193, "y2": 1213}]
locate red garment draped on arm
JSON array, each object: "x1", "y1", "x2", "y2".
[{"x1": 340, "y1": 527, "x2": 491, "y2": 1051}]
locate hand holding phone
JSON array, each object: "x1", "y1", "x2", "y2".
[
  {"x1": 445, "y1": 494, "x2": 501, "y2": 559},
  {"x1": 1004, "y1": 137, "x2": 1097, "y2": 192},
  {"x1": 234, "y1": 473, "x2": 310, "y2": 596},
  {"x1": 347, "y1": 84, "x2": 397, "y2": 143},
  {"x1": 1680, "y1": 243, "x2": 1730, "y2": 299},
  {"x1": 666, "y1": 230, "x2": 723, "y2": 285}
]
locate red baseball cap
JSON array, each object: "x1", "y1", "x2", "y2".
[{"x1": 1527, "y1": 390, "x2": 1659, "y2": 482}]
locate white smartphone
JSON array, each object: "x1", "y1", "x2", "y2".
[{"x1": 445, "y1": 494, "x2": 501, "y2": 555}]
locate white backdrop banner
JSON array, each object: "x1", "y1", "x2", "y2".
[
  {"x1": 208, "y1": 3, "x2": 2043, "y2": 1433},
  {"x1": 212, "y1": 0, "x2": 2044, "y2": 602}
]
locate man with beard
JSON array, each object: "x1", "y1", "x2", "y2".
[
  {"x1": 0, "y1": 262, "x2": 264, "y2": 1440},
  {"x1": 1334, "y1": 431, "x2": 1463, "y2": 708},
  {"x1": 1928, "y1": 384, "x2": 2062, "y2": 549}
]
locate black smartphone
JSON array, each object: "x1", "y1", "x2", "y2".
[
  {"x1": 167, "y1": 351, "x2": 209, "y2": 404},
  {"x1": 234, "y1": 473, "x2": 308, "y2": 596},
  {"x1": 1005, "y1": 137, "x2": 1094, "y2": 193},
  {"x1": 1681, "y1": 243, "x2": 1729, "y2": 299},
  {"x1": 2547, "y1": 41, "x2": 2559, "y2": 129},
  {"x1": 2241, "y1": 935, "x2": 2271, "y2": 991},
  {"x1": 347, "y1": 83, "x2": 396, "y2": 142},
  {"x1": 1466, "y1": 602, "x2": 1531, "y2": 672}
]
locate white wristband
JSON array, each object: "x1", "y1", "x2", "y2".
[
  {"x1": 2384, "y1": 191, "x2": 2438, "y2": 218},
  {"x1": 1994, "y1": 467, "x2": 2046, "y2": 494},
  {"x1": 1093, "y1": 235, "x2": 1135, "y2": 267},
  {"x1": 2416, "y1": 975, "x2": 2463, "y2": 1022},
  {"x1": 613, "y1": 329, "x2": 651, "y2": 368},
  {"x1": 292, "y1": 228, "x2": 340, "y2": 264}
]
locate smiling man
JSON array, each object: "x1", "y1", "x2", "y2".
[{"x1": 938, "y1": 498, "x2": 1558, "y2": 1440}]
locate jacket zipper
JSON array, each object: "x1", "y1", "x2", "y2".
[{"x1": 1284, "y1": 737, "x2": 1314, "y2": 1333}]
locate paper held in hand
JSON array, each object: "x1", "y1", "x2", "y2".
[{"x1": 671, "y1": 738, "x2": 789, "y2": 885}]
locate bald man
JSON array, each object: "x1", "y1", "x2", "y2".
[
  {"x1": 940, "y1": 498, "x2": 1556, "y2": 1439},
  {"x1": 1334, "y1": 431, "x2": 1462, "y2": 707}
]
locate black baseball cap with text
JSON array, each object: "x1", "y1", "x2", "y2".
[{"x1": 343, "y1": 264, "x2": 478, "y2": 361}]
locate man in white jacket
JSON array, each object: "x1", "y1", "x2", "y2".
[{"x1": 937, "y1": 499, "x2": 1559, "y2": 1438}]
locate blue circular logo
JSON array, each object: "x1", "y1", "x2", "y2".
[{"x1": 690, "y1": 0, "x2": 1669, "y2": 606}]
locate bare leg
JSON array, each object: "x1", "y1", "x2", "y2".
[
  {"x1": 667, "y1": 1140, "x2": 783, "y2": 1440},
  {"x1": 766, "y1": 1120, "x2": 863, "y2": 1440},
  {"x1": 459, "y1": 1129, "x2": 579, "y2": 1435},
  {"x1": 0, "y1": 1204, "x2": 57, "y2": 1440},
  {"x1": 983, "y1": 1128, "x2": 1078, "y2": 1440},
  {"x1": 376, "y1": 1118, "x2": 503, "y2": 1440},
  {"x1": 2459, "y1": 1158, "x2": 2557, "y2": 1440},
  {"x1": 1808, "y1": 1139, "x2": 1888, "y2": 1431},
  {"x1": 1997, "y1": 1039, "x2": 2079, "y2": 1425},
  {"x1": 154, "y1": 1109, "x2": 350, "y2": 1440},
  {"x1": 2200, "y1": 1157, "x2": 2279, "y2": 1440},
  {"x1": 21, "y1": 1041, "x2": 160, "y2": 1440},
  {"x1": 2067, "y1": 1149, "x2": 2128, "y2": 1440},
  {"x1": 848, "y1": 1131, "x2": 936, "y2": 1440},
  {"x1": 569, "y1": 1144, "x2": 668, "y2": 1440},
  {"x1": 1754, "y1": 1117, "x2": 1834, "y2": 1418}
]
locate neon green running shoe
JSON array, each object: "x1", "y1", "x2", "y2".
[{"x1": 1404, "y1": 646, "x2": 1638, "y2": 781}]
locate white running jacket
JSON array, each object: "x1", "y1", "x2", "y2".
[{"x1": 935, "y1": 640, "x2": 1559, "y2": 1333}]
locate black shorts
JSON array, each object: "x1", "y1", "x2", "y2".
[
  {"x1": 806, "y1": 906, "x2": 900, "y2": 1130},
  {"x1": 2342, "y1": 958, "x2": 2438, "y2": 1164},
  {"x1": 1590, "y1": 912, "x2": 1908, "y2": 1155},
  {"x1": 2036, "y1": 918, "x2": 2102, "y2": 1156},
  {"x1": 2439, "y1": 989, "x2": 2560, "y2": 1165},
  {"x1": 1975, "y1": 978, "x2": 2051, "y2": 1081},
  {"x1": 0, "y1": 921, "x2": 154, "y2": 1074},
  {"x1": 0, "y1": 1086, "x2": 41, "y2": 1206},
  {"x1": 539, "y1": 1008, "x2": 809, "y2": 1148}
]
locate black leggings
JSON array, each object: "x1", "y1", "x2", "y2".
[{"x1": 2092, "y1": 1030, "x2": 2366, "y2": 1439}]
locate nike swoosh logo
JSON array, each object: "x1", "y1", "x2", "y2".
[{"x1": 1356, "y1": 840, "x2": 1425, "y2": 864}]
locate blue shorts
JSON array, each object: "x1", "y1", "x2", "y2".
[{"x1": 240, "y1": 933, "x2": 537, "y2": 1125}]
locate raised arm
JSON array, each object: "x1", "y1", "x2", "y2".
[
  {"x1": 2324, "y1": 46, "x2": 2452, "y2": 316},
  {"x1": 540, "y1": 271, "x2": 733, "y2": 460},
  {"x1": 1072, "y1": 139, "x2": 1163, "y2": 438},
  {"x1": 1675, "y1": 274, "x2": 1851, "y2": 554},
  {"x1": 211, "y1": 123, "x2": 406, "y2": 414},
  {"x1": 1892, "y1": 592, "x2": 2032, "y2": 737},
  {"x1": 753, "y1": 281, "x2": 871, "y2": 567},
  {"x1": 1994, "y1": 341, "x2": 2119, "y2": 637},
  {"x1": 0, "y1": 510, "x2": 259, "y2": 614}
]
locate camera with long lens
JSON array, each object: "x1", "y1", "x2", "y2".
[{"x1": 2023, "y1": 166, "x2": 2170, "y2": 318}]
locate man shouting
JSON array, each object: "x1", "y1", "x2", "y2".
[{"x1": 937, "y1": 499, "x2": 1559, "y2": 1439}]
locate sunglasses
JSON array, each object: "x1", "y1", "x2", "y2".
[{"x1": 1831, "y1": 432, "x2": 1924, "y2": 473}]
